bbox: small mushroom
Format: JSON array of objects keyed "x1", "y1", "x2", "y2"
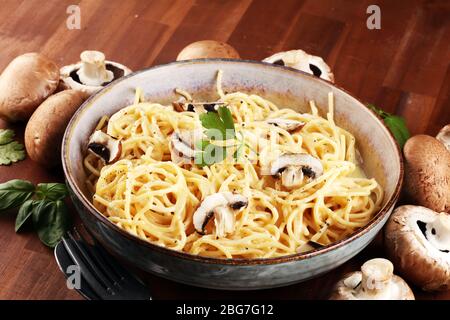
[
  {"x1": 172, "y1": 101, "x2": 225, "y2": 113},
  {"x1": 263, "y1": 49, "x2": 334, "y2": 83},
  {"x1": 403, "y1": 135, "x2": 450, "y2": 213},
  {"x1": 269, "y1": 153, "x2": 323, "y2": 189},
  {"x1": 87, "y1": 130, "x2": 122, "y2": 164},
  {"x1": 329, "y1": 258, "x2": 415, "y2": 300},
  {"x1": 60, "y1": 50, "x2": 131, "y2": 96},
  {"x1": 169, "y1": 130, "x2": 202, "y2": 165},
  {"x1": 385, "y1": 205, "x2": 450, "y2": 291},
  {"x1": 266, "y1": 118, "x2": 305, "y2": 132},
  {"x1": 436, "y1": 124, "x2": 450, "y2": 151},
  {"x1": 0, "y1": 53, "x2": 59, "y2": 122},
  {"x1": 176, "y1": 40, "x2": 240, "y2": 61},
  {"x1": 193, "y1": 192, "x2": 248, "y2": 237}
]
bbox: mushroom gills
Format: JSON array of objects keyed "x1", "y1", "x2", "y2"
[
  {"x1": 270, "y1": 153, "x2": 323, "y2": 188},
  {"x1": 266, "y1": 118, "x2": 305, "y2": 132},
  {"x1": 170, "y1": 130, "x2": 203, "y2": 164},
  {"x1": 193, "y1": 192, "x2": 248, "y2": 237},
  {"x1": 87, "y1": 130, "x2": 121, "y2": 164},
  {"x1": 297, "y1": 240, "x2": 324, "y2": 253}
]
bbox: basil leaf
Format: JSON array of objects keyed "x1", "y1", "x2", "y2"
[
  {"x1": 200, "y1": 112, "x2": 226, "y2": 139},
  {"x1": 217, "y1": 106, "x2": 235, "y2": 138},
  {"x1": 15, "y1": 199, "x2": 37, "y2": 232},
  {"x1": 33, "y1": 200, "x2": 71, "y2": 248},
  {"x1": 384, "y1": 115, "x2": 410, "y2": 148},
  {"x1": 0, "y1": 179, "x2": 35, "y2": 211},
  {"x1": 36, "y1": 183, "x2": 68, "y2": 201}
]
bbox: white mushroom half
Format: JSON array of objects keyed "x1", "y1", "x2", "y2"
[
  {"x1": 60, "y1": 50, "x2": 131, "y2": 95},
  {"x1": 266, "y1": 118, "x2": 305, "y2": 132},
  {"x1": 263, "y1": 49, "x2": 334, "y2": 82},
  {"x1": 169, "y1": 130, "x2": 203, "y2": 165},
  {"x1": 330, "y1": 258, "x2": 415, "y2": 300},
  {"x1": 87, "y1": 130, "x2": 122, "y2": 164},
  {"x1": 385, "y1": 205, "x2": 450, "y2": 291},
  {"x1": 193, "y1": 192, "x2": 248, "y2": 237},
  {"x1": 436, "y1": 124, "x2": 450, "y2": 151},
  {"x1": 269, "y1": 153, "x2": 323, "y2": 189},
  {"x1": 172, "y1": 101, "x2": 225, "y2": 113}
]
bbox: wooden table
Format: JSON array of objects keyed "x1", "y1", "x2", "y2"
[{"x1": 0, "y1": 0, "x2": 449, "y2": 300}]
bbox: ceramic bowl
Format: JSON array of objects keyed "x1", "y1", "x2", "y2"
[{"x1": 62, "y1": 59, "x2": 403, "y2": 290}]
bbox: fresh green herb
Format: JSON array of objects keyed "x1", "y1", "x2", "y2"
[
  {"x1": 0, "y1": 129, "x2": 14, "y2": 145},
  {"x1": 0, "y1": 179, "x2": 35, "y2": 210},
  {"x1": 367, "y1": 104, "x2": 410, "y2": 148},
  {"x1": 0, "y1": 179, "x2": 71, "y2": 248},
  {"x1": 0, "y1": 129, "x2": 26, "y2": 165},
  {"x1": 197, "y1": 106, "x2": 255, "y2": 166}
]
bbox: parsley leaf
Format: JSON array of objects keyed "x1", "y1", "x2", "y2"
[
  {"x1": 0, "y1": 141, "x2": 26, "y2": 165},
  {"x1": 367, "y1": 104, "x2": 410, "y2": 148},
  {"x1": 200, "y1": 106, "x2": 235, "y2": 140},
  {"x1": 0, "y1": 129, "x2": 14, "y2": 145}
]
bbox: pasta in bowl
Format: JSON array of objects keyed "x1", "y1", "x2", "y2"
[
  {"x1": 62, "y1": 60, "x2": 401, "y2": 289},
  {"x1": 84, "y1": 71, "x2": 383, "y2": 259}
]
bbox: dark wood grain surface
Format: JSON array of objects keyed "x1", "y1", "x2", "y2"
[{"x1": 0, "y1": 0, "x2": 449, "y2": 300}]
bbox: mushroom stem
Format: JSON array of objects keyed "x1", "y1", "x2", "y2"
[
  {"x1": 359, "y1": 259, "x2": 394, "y2": 298},
  {"x1": 77, "y1": 50, "x2": 114, "y2": 86}
]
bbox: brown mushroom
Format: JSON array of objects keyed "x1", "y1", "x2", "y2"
[
  {"x1": 436, "y1": 124, "x2": 450, "y2": 151},
  {"x1": 403, "y1": 135, "x2": 450, "y2": 213},
  {"x1": 0, "y1": 53, "x2": 59, "y2": 122},
  {"x1": 60, "y1": 50, "x2": 131, "y2": 96},
  {"x1": 176, "y1": 41, "x2": 240, "y2": 61},
  {"x1": 385, "y1": 205, "x2": 450, "y2": 291},
  {"x1": 329, "y1": 258, "x2": 414, "y2": 300},
  {"x1": 25, "y1": 90, "x2": 89, "y2": 167}
]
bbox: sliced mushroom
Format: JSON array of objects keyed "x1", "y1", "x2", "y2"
[
  {"x1": 193, "y1": 192, "x2": 248, "y2": 237},
  {"x1": 87, "y1": 130, "x2": 122, "y2": 164},
  {"x1": 169, "y1": 130, "x2": 203, "y2": 165},
  {"x1": 330, "y1": 258, "x2": 415, "y2": 300},
  {"x1": 172, "y1": 101, "x2": 225, "y2": 113},
  {"x1": 296, "y1": 240, "x2": 324, "y2": 253},
  {"x1": 267, "y1": 118, "x2": 305, "y2": 132},
  {"x1": 263, "y1": 50, "x2": 334, "y2": 82},
  {"x1": 385, "y1": 205, "x2": 450, "y2": 291},
  {"x1": 60, "y1": 50, "x2": 131, "y2": 96},
  {"x1": 436, "y1": 124, "x2": 450, "y2": 151},
  {"x1": 269, "y1": 153, "x2": 323, "y2": 189}
]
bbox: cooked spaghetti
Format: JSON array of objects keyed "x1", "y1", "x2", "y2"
[{"x1": 84, "y1": 71, "x2": 383, "y2": 259}]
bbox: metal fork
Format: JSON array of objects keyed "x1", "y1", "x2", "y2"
[{"x1": 54, "y1": 229, "x2": 152, "y2": 300}]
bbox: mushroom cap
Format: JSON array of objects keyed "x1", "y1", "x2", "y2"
[
  {"x1": 266, "y1": 118, "x2": 305, "y2": 132},
  {"x1": 403, "y1": 135, "x2": 450, "y2": 213},
  {"x1": 436, "y1": 124, "x2": 450, "y2": 151},
  {"x1": 330, "y1": 270, "x2": 415, "y2": 300},
  {"x1": 25, "y1": 90, "x2": 88, "y2": 167},
  {"x1": 176, "y1": 40, "x2": 240, "y2": 61},
  {"x1": 60, "y1": 57, "x2": 131, "y2": 96},
  {"x1": 384, "y1": 205, "x2": 450, "y2": 291},
  {"x1": 0, "y1": 53, "x2": 59, "y2": 122},
  {"x1": 263, "y1": 50, "x2": 334, "y2": 82}
]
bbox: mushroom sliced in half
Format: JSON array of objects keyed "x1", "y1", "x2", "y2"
[
  {"x1": 60, "y1": 50, "x2": 131, "y2": 96},
  {"x1": 87, "y1": 130, "x2": 122, "y2": 164},
  {"x1": 385, "y1": 205, "x2": 450, "y2": 291},
  {"x1": 436, "y1": 124, "x2": 450, "y2": 151},
  {"x1": 172, "y1": 101, "x2": 226, "y2": 113},
  {"x1": 193, "y1": 192, "x2": 248, "y2": 237},
  {"x1": 170, "y1": 130, "x2": 202, "y2": 164},
  {"x1": 269, "y1": 153, "x2": 323, "y2": 189},
  {"x1": 263, "y1": 50, "x2": 334, "y2": 82},
  {"x1": 330, "y1": 258, "x2": 415, "y2": 300},
  {"x1": 267, "y1": 118, "x2": 305, "y2": 132}
]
